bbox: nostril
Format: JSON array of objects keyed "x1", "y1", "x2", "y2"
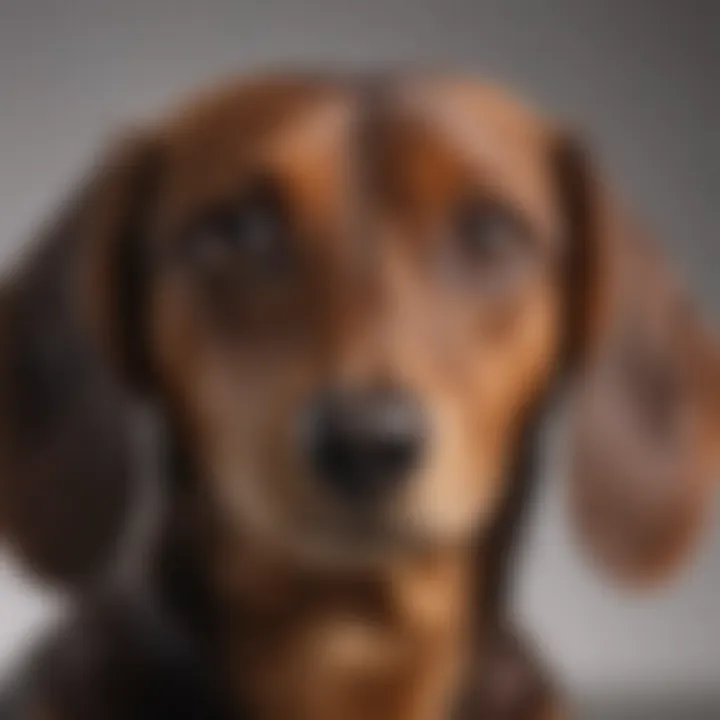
[
  {"x1": 374, "y1": 431, "x2": 421, "y2": 486},
  {"x1": 304, "y1": 386, "x2": 426, "y2": 501}
]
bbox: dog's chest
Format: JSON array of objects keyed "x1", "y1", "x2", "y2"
[{"x1": 220, "y1": 552, "x2": 473, "y2": 720}]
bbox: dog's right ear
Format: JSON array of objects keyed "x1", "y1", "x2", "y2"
[
  {"x1": 0, "y1": 134, "x2": 161, "y2": 589},
  {"x1": 554, "y1": 135, "x2": 719, "y2": 587}
]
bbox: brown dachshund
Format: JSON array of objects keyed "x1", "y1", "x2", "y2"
[{"x1": 0, "y1": 72, "x2": 717, "y2": 720}]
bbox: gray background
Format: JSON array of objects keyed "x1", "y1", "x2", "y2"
[{"x1": 0, "y1": 0, "x2": 718, "y2": 716}]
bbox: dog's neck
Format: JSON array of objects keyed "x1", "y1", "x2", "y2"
[{"x1": 206, "y1": 526, "x2": 478, "y2": 720}]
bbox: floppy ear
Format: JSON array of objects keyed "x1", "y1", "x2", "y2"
[
  {"x1": 0, "y1": 135, "x2": 160, "y2": 589},
  {"x1": 555, "y1": 137, "x2": 720, "y2": 587}
]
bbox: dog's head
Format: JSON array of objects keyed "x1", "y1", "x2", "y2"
[{"x1": 0, "y1": 74, "x2": 717, "y2": 587}]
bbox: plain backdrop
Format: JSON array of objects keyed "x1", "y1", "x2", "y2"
[{"x1": 0, "y1": 0, "x2": 718, "y2": 713}]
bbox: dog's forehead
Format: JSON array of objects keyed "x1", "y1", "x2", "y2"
[
  {"x1": 400, "y1": 77, "x2": 552, "y2": 162},
  {"x1": 156, "y1": 75, "x2": 560, "y2": 231}
]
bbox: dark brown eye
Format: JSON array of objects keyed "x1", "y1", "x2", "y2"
[
  {"x1": 444, "y1": 199, "x2": 532, "y2": 290},
  {"x1": 457, "y1": 200, "x2": 527, "y2": 265},
  {"x1": 186, "y1": 180, "x2": 290, "y2": 280}
]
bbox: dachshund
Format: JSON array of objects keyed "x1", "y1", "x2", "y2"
[{"x1": 0, "y1": 72, "x2": 717, "y2": 720}]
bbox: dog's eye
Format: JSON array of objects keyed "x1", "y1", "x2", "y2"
[
  {"x1": 230, "y1": 201, "x2": 285, "y2": 269},
  {"x1": 454, "y1": 200, "x2": 528, "y2": 269},
  {"x1": 187, "y1": 185, "x2": 290, "y2": 279}
]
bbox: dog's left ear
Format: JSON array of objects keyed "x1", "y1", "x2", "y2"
[
  {"x1": 0, "y1": 134, "x2": 160, "y2": 589},
  {"x1": 554, "y1": 135, "x2": 720, "y2": 587}
]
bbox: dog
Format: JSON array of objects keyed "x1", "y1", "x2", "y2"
[{"x1": 0, "y1": 72, "x2": 717, "y2": 720}]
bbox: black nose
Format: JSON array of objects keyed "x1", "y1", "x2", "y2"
[{"x1": 303, "y1": 385, "x2": 426, "y2": 501}]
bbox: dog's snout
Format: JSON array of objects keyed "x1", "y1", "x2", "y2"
[{"x1": 303, "y1": 385, "x2": 427, "y2": 501}]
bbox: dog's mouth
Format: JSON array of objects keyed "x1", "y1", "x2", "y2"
[
  {"x1": 287, "y1": 504, "x2": 441, "y2": 566},
  {"x1": 211, "y1": 461, "x2": 428, "y2": 566},
  {"x1": 308, "y1": 494, "x2": 423, "y2": 541},
  {"x1": 223, "y1": 465, "x2": 449, "y2": 567}
]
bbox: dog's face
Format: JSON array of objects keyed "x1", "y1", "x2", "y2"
[
  {"x1": 0, "y1": 74, "x2": 716, "y2": 586},
  {"x1": 145, "y1": 79, "x2": 565, "y2": 560}
]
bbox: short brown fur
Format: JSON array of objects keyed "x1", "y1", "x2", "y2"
[{"x1": 0, "y1": 73, "x2": 717, "y2": 720}]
